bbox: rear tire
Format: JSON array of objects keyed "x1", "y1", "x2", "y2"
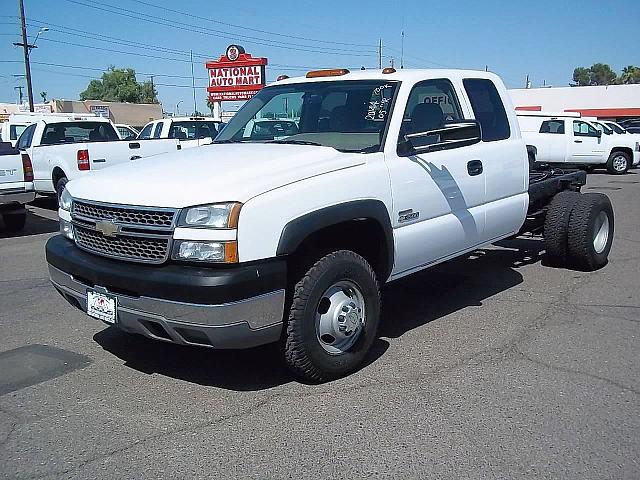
[
  {"x1": 283, "y1": 250, "x2": 381, "y2": 383},
  {"x1": 55, "y1": 177, "x2": 68, "y2": 205},
  {"x1": 606, "y1": 151, "x2": 629, "y2": 175},
  {"x1": 2, "y1": 211, "x2": 27, "y2": 231},
  {"x1": 567, "y1": 193, "x2": 614, "y2": 271},
  {"x1": 543, "y1": 190, "x2": 581, "y2": 265}
]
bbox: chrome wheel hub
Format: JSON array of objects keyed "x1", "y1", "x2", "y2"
[
  {"x1": 315, "y1": 280, "x2": 366, "y2": 355},
  {"x1": 593, "y1": 211, "x2": 610, "y2": 254},
  {"x1": 612, "y1": 155, "x2": 627, "y2": 172}
]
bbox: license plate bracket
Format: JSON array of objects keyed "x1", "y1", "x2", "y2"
[{"x1": 86, "y1": 289, "x2": 117, "y2": 324}]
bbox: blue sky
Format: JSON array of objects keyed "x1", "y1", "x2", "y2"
[{"x1": 1, "y1": 0, "x2": 638, "y2": 114}]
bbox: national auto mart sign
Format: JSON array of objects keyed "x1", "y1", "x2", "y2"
[{"x1": 206, "y1": 45, "x2": 268, "y2": 102}]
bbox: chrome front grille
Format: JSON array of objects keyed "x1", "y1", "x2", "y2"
[
  {"x1": 71, "y1": 200, "x2": 177, "y2": 264},
  {"x1": 74, "y1": 226, "x2": 170, "y2": 263},
  {"x1": 73, "y1": 201, "x2": 175, "y2": 228}
]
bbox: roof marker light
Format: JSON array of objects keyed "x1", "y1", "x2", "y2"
[
  {"x1": 382, "y1": 67, "x2": 396, "y2": 74},
  {"x1": 306, "y1": 69, "x2": 350, "y2": 78},
  {"x1": 276, "y1": 75, "x2": 289, "y2": 81}
]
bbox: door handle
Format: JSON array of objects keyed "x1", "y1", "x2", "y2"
[
  {"x1": 467, "y1": 160, "x2": 483, "y2": 176},
  {"x1": 130, "y1": 155, "x2": 142, "y2": 161},
  {"x1": 574, "y1": 140, "x2": 583, "y2": 143}
]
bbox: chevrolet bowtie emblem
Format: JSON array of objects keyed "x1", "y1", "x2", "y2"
[{"x1": 95, "y1": 220, "x2": 120, "y2": 237}]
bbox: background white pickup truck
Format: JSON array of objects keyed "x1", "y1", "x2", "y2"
[
  {"x1": 518, "y1": 112, "x2": 640, "y2": 174},
  {"x1": 137, "y1": 116, "x2": 222, "y2": 149},
  {"x1": 47, "y1": 68, "x2": 615, "y2": 382},
  {"x1": 0, "y1": 141, "x2": 34, "y2": 231},
  {"x1": 16, "y1": 116, "x2": 186, "y2": 199}
]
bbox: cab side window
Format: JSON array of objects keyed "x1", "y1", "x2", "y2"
[
  {"x1": 539, "y1": 120, "x2": 564, "y2": 134},
  {"x1": 573, "y1": 121, "x2": 599, "y2": 137},
  {"x1": 463, "y1": 78, "x2": 510, "y2": 141},
  {"x1": 399, "y1": 78, "x2": 463, "y2": 140}
]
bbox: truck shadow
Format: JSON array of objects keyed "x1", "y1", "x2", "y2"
[
  {"x1": 0, "y1": 210, "x2": 58, "y2": 238},
  {"x1": 93, "y1": 237, "x2": 546, "y2": 391}
]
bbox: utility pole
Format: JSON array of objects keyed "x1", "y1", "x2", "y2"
[
  {"x1": 15, "y1": 0, "x2": 34, "y2": 111},
  {"x1": 14, "y1": 86, "x2": 23, "y2": 105},
  {"x1": 378, "y1": 38, "x2": 383, "y2": 69},
  {"x1": 190, "y1": 50, "x2": 197, "y2": 115},
  {"x1": 485, "y1": 65, "x2": 488, "y2": 72},
  {"x1": 150, "y1": 75, "x2": 154, "y2": 99}
]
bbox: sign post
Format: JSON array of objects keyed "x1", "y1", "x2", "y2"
[{"x1": 206, "y1": 45, "x2": 268, "y2": 105}]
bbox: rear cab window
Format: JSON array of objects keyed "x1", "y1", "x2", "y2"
[
  {"x1": 40, "y1": 122, "x2": 119, "y2": 145},
  {"x1": 463, "y1": 78, "x2": 510, "y2": 141},
  {"x1": 10, "y1": 124, "x2": 28, "y2": 141},
  {"x1": 152, "y1": 122, "x2": 164, "y2": 139}
]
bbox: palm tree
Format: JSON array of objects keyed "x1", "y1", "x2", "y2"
[
  {"x1": 40, "y1": 91, "x2": 47, "y2": 102},
  {"x1": 619, "y1": 66, "x2": 640, "y2": 84}
]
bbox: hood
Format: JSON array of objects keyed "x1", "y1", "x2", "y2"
[{"x1": 66, "y1": 143, "x2": 366, "y2": 208}]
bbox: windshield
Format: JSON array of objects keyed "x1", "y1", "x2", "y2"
[
  {"x1": 215, "y1": 80, "x2": 399, "y2": 152},
  {"x1": 605, "y1": 122, "x2": 626, "y2": 134}
]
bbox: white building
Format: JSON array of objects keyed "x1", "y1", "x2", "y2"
[{"x1": 509, "y1": 84, "x2": 640, "y2": 121}]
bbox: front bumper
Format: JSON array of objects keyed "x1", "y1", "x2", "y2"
[
  {"x1": 46, "y1": 235, "x2": 286, "y2": 349},
  {"x1": 632, "y1": 151, "x2": 640, "y2": 167}
]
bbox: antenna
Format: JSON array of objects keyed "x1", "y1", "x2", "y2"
[{"x1": 400, "y1": 30, "x2": 404, "y2": 69}]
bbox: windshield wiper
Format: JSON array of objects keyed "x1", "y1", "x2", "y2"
[
  {"x1": 212, "y1": 139, "x2": 246, "y2": 144},
  {"x1": 268, "y1": 139, "x2": 325, "y2": 147},
  {"x1": 338, "y1": 145, "x2": 381, "y2": 153}
]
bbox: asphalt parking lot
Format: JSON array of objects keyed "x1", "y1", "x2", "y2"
[{"x1": 1, "y1": 173, "x2": 638, "y2": 479}]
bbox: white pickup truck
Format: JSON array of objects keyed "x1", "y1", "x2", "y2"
[
  {"x1": 0, "y1": 141, "x2": 34, "y2": 231},
  {"x1": 518, "y1": 112, "x2": 640, "y2": 174},
  {"x1": 46, "y1": 69, "x2": 614, "y2": 382},
  {"x1": 137, "y1": 116, "x2": 222, "y2": 149},
  {"x1": 16, "y1": 116, "x2": 187, "y2": 199}
]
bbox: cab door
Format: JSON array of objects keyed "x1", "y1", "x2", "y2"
[
  {"x1": 385, "y1": 78, "x2": 487, "y2": 278},
  {"x1": 570, "y1": 120, "x2": 604, "y2": 163}
]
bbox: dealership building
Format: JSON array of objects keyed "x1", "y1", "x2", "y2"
[{"x1": 509, "y1": 84, "x2": 640, "y2": 121}]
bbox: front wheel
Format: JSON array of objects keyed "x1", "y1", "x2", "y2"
[
  {"x1": 606, "y1": 151, "x2": 629, "y2": 175},
  {"x1": 284, "y1": 250, "x2": 381, "y2": 383}
]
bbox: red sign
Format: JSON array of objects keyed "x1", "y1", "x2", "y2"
[{"x1": 206, "y1": 45, "x2": 268, "y2": 102}]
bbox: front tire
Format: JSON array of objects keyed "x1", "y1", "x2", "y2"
[
  {"x1": 284, "y1": 250, "x2": 381, "y2": 383},
  {"x1": 606, "y1": 151, "x2": 629, "y2": 175}
]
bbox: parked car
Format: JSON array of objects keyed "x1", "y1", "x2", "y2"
[
  {"x1": 591, "y1": 120, "x2": 640, "y2": 169},
  {"x1": 46, "y1": 68, "x2": 614, "y2": 382},
  {"x1": 517, "y1": 112, "x2": 640, "y2": 174},
  {"x1": 0, "y1": 141, "x2": 34, "y2": 231},
  {"x1": 16, "y1": 115, "x2": 185, "y2": 199},
  {"x1": 115, "y1": 124, "x2": 139, "y2": 140},
  {"x1": 137, "y1": 116, "x2": 222, "y2": 148}
]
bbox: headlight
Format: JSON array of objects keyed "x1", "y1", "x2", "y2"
[
  {"x1": 172, "y1": 240, "x2": 238, "y2": 263},
  {"x1": 59, "y1": 188, "x2": 73, "y2": 212},
  {"x1": 178, "y1": 202, "x2": 241, "y2": 229}
]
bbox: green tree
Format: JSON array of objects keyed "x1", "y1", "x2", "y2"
[
  {"x1": 572, "y1": 63, "x2": 617, "y2": 86},
  {"x1": 589, "y1": 63, "x2": 617, "y2": 85},
  {"x1": 572, "y1": 67, "x2": 591, "y2": 86},
  {"x1": 619, "y1": 65, "x2": 640, "y2": 84},
  {"x1": 80, "y1": 66, "x2": 159, "y2": 103}
]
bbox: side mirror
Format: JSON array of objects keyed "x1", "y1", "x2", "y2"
[
  {"x1": 399, "y1": 120, "x2": 482, "y2": 156},
  {"x1": 596, "y1": 130, "x2": 602, "y2": 138}
]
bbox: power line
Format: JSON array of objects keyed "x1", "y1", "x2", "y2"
[
  {"x1": 61, "y1": 0, "x2": 377, "y2": 56},
  {"x1": 127, "y1": 0, "x2": 376, "y2": 48}
]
